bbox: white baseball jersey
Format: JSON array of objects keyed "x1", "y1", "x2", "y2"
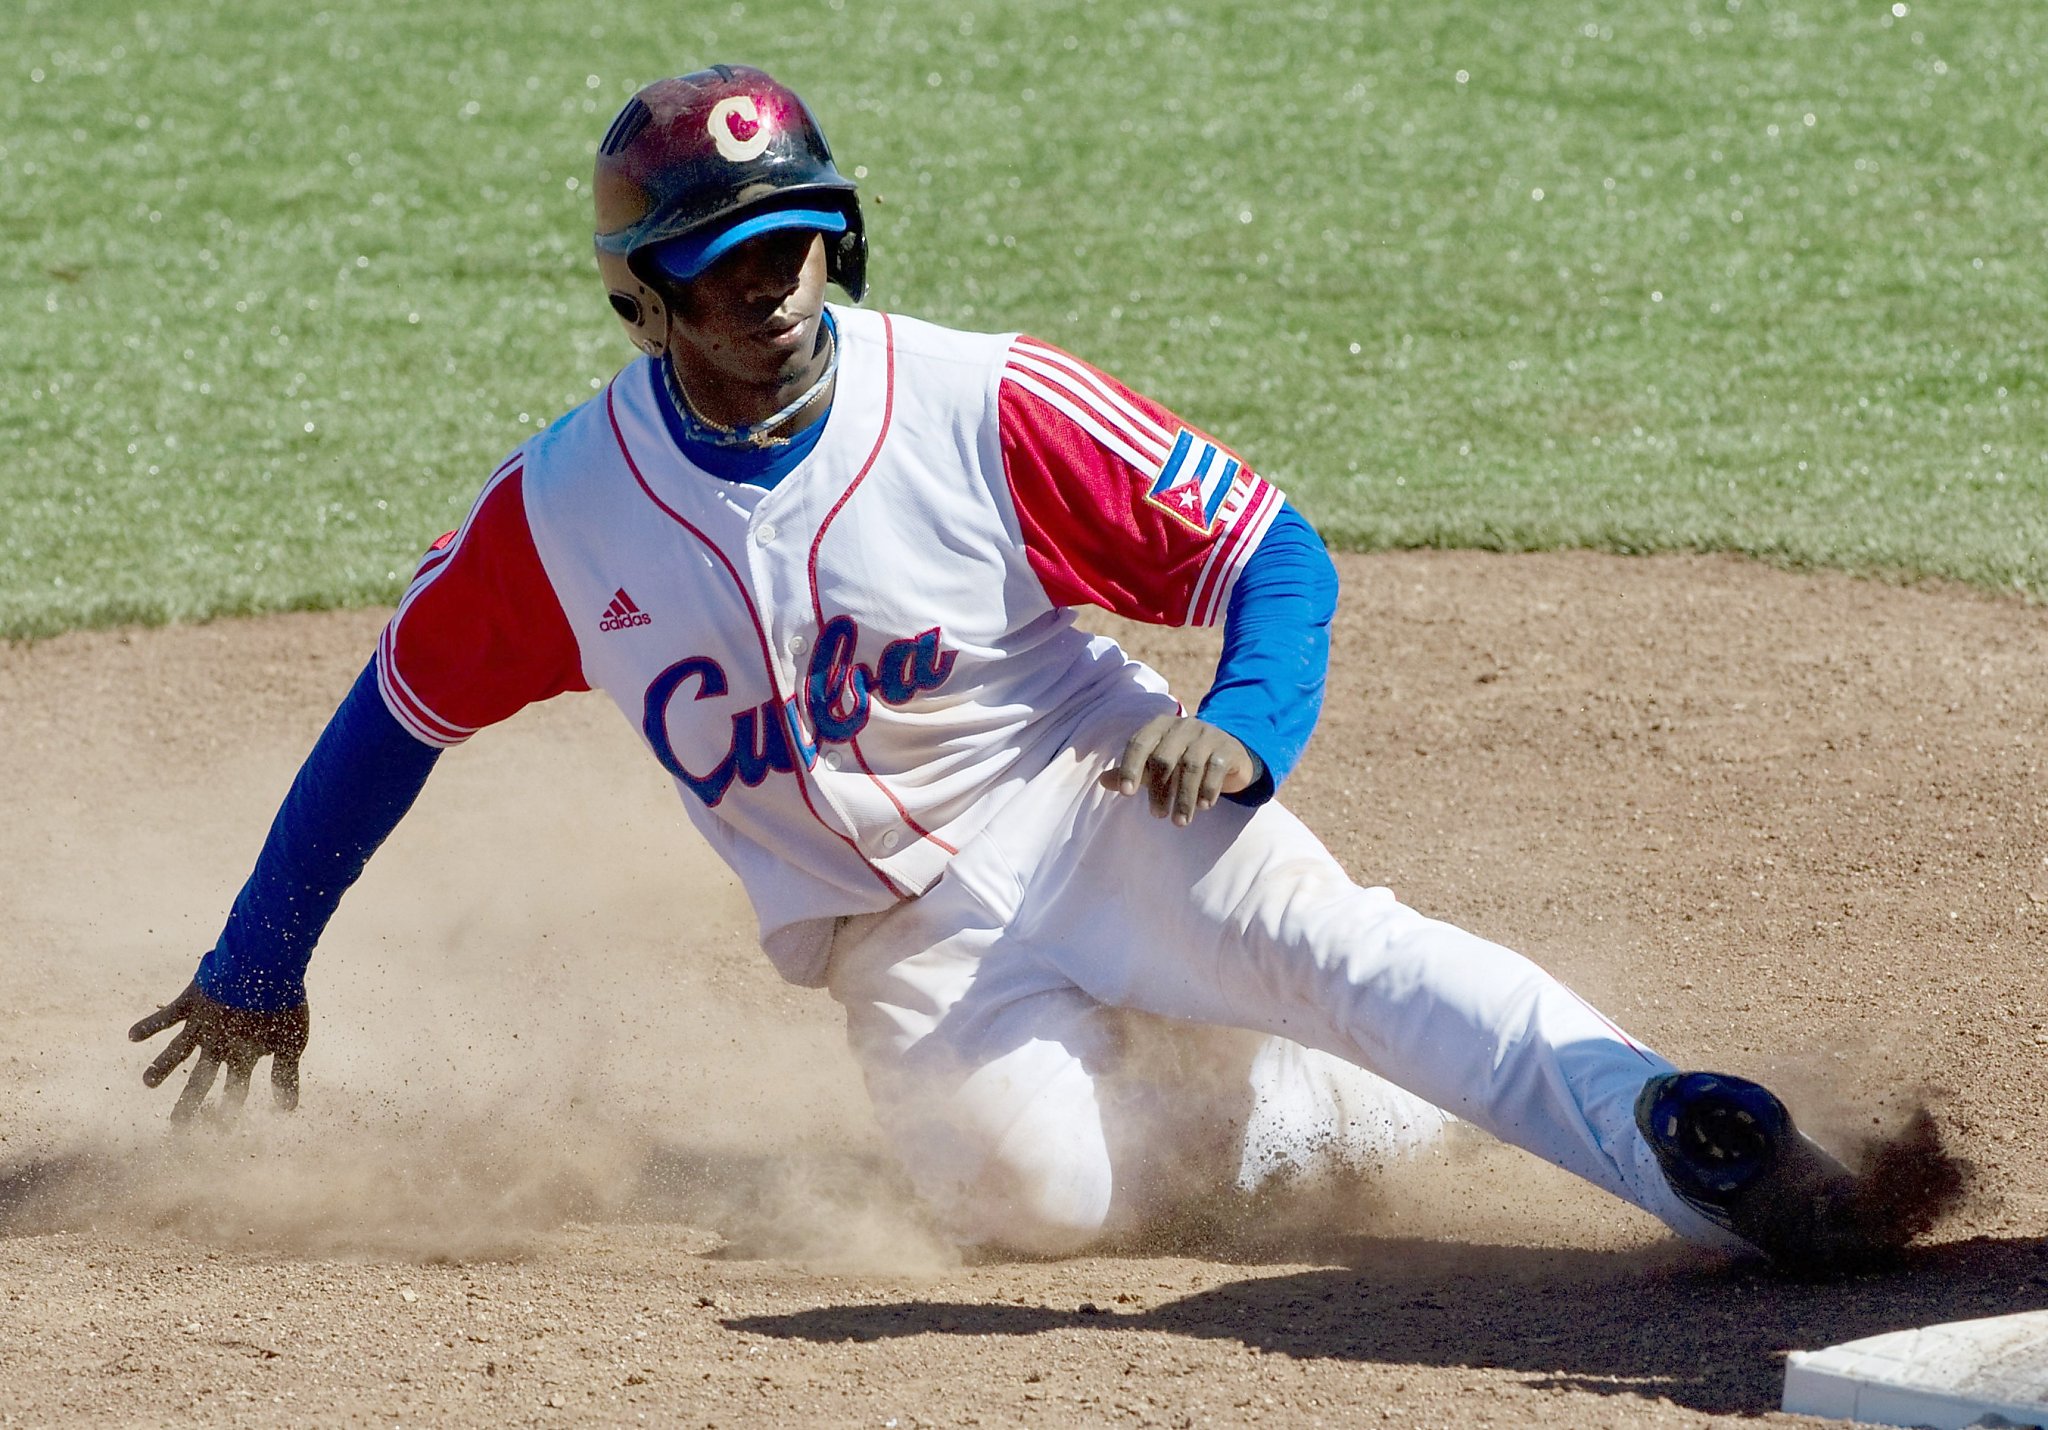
[{"x1": 374, "y1": 305, "x2": 1283, "y2": 984}]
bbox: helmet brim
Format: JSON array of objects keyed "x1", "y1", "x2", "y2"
[{"x1": 645, "y1": 207, "x2": 849, "y2": 284}]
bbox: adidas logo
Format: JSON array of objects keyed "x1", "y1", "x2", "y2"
[{"x1": 598, "y1": 588, "x2": 652, "y2": 632}]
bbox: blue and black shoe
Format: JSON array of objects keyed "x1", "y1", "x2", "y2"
[{"x1": 1635, "y1": 1070, "x2": 1883, "y2": 1270}]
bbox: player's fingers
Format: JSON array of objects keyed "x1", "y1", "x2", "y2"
[
  {"x1": 1168, "y1": 741, "x2": 1216, "y2": 826},
  {"x1": 1144, "y1": 724, "x2": 1198, "y2": 817},
  {"x1": 1193, "y1": 744, "x2": 1233, "y2": 815},
  {"x1": 218, "y1": 1053, "x2": 256, "y2": 1118},
  {"x1": 128, "y1": 997, "x2": 191, "y2": 1043},
  {"x1": 170, "y1": 1051, "x2": 223, "y2": 1124},
  {"x1": 1170, "y1": 768, "x2": 1200, "y2": 825},
  {"x1": 142, "y1": 1026, "x2": 201, "y2": 1088},
  {"x1": 1104, "y1": 714, "x2": 1175, "y2": 796},
  {"x1": 270, "y1": 1053, "x2": 301, "y2": 1112},
  {"x1": 1100, "y1": 739, "x2": 1141, "y2": 795}
]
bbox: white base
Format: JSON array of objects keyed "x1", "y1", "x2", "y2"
[{"x1": 1783, "y1": 1309, "x2": 2048, "y2": 1428}]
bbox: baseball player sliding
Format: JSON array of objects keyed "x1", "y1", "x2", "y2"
[{"x1": 134, "y1": 66, "x2": 1911, "y2": 1269}]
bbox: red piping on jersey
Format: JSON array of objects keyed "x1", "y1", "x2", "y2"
[
  {"x1": 378, "y1": 624, "x2": 470, "y2": 744},
  {"x1": 399, "y1": 449, "x2": 523, "y2": 614},
  {"x1": 803, "y1": 314, "x2": 959, "y2": 858},
  {"x1": 1219, "y1": 481, "x2": 1285, "y2": 623},
  {"x1": 376, "y1": 456, "x2": 531, "y2": 746},
  {"x1": 1188, "y1": 476, "x2": 1275, "y2": 626},
  {"x1": 1567, "y1": 987, "x2": 1654, "y2": 1063},
  {"x1": 1008, "y1": 339, "x2": 1172, "y2": 466},
  {"x1": 605, "y1": 381, "x2": 907, "y2": 900},
  {"x1": 1000, "y1": 360, "x2": 1162, "y2": 484},
  {"x1": 1187, "y1": 475, "x2": 1261, "y2": 622}
]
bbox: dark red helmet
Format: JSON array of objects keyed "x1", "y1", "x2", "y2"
[{"x1": 593, "y1": 65, "x2": 867, "y2": 354}]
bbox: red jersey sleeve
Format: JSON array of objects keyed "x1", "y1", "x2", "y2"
[
  {"x1": 998, "y1": 336, "x2": 1286, "y2": 627},
  {"x1": 374, "y1": 459, "x2": 588, "y2": 746}
]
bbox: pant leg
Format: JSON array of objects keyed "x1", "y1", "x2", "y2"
[
  {"x1": 1237, "y1": 1037, "x2": 1454, "y2": 1192},
  {"x1": 825, "y1": 855, "x2": 1131, "y2": 1254},
  {"x1": 978, "y1": 774, "x2": 1729, "y2": 1244},
  {"x1": 825, "y1": 838, "x2": 1436, "y2": 1252}
]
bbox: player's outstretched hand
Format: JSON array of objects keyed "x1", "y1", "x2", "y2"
[
  {"x1": 1102, "y1": 713, "x2": 1259, "y2": 826},
  {"x1": 128, "y1": 979, "x2": 309, "y2": 1123}
]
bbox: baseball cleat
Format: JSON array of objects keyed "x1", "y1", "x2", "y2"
[{"x1": 1636, "y1": 1070, "x2": 1886, "y2": 1271}]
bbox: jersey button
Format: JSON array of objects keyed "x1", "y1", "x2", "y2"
[
  {"x1": 787, "y1": 633, "x2": 808, "y2": 656},
  {"x1": 878, "y1": 829, "x2": 902, "y2": 852},
  {"x1": 754, "y1": 522, "x2": 778, "y2": 546},
  {"x1": 821, "y1": 750, "x2": 842, "y2": 771}
]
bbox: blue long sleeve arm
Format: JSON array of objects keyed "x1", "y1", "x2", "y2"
[
  {"x1": 194, "y1": 656, "x2": 442, "y2": 1011},
  {"x1": 1193, "y1": 503, "x2": 1337, "y2": 807}
]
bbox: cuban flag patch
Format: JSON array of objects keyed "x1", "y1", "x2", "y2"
[{"x1": 1145, "y1": 429, "x2": 1241, "y2": 533}]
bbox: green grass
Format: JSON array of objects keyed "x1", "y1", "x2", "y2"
[{"x1": 4, "y1": 0, "x2": 2045, "y2": 638}]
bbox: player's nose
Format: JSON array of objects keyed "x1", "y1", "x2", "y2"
[{"x1": 730, "y1": 231, "x2": 815, "y2": 300}]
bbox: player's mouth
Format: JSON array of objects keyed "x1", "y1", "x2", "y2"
[{"x1": 757, "y1": 313, "x2": 811, "y2": 351}]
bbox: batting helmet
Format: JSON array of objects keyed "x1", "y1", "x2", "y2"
[{"x1": 593, "y1": 65, "x2": 867, "y2": 356}]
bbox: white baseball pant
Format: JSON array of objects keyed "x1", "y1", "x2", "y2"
[{"x1": 825, "y1": 697, "x2": 1730, "y2": 1254}]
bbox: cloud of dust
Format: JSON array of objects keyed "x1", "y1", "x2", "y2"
[
  {"x1": 1, "y1": 719, "x2": 960, "y2": 1273},
  {"x1": 1731, "y1": 1053, "x2": 1980, "y2": 1259},
  {"x1": 1, "y1": 953, "x2": 960, "y2": 1273},
  {"x1": 1, "y1": 959, "x2": 958, "y2": 1274},
  {"x1": 1846, "y1": 1100, "x2": 1977, "y2": 1249}
]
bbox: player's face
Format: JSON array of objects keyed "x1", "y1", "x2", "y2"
[{"x1": 665, "y1": 228, "x2": 832, "y2": 420}]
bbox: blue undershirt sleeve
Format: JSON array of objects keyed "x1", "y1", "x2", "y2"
[
  {"x1": 194, "y1": 656, "x2": 442, "y2": 1012},
  {"x1": 1193, "y1": 503, "x2": 1337, "y2": 807}
]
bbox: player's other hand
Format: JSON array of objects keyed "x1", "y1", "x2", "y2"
[
  {"x1": 128, "y1": 979, "x2": 309, "y2": 1124},
  {"x1": 1102, "y1": 713, "x2": 1259, "y2": 826}
]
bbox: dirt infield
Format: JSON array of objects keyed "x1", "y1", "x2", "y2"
[{"x1": 3, "y1": 550, "x2": 2044, "y2": 1427}]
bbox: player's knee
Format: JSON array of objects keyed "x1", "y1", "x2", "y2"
[
  {"x1": 936, "y1": 1117, "x2": 1115, "y2": 1256},
  {"x1": 873, "y1": 1035, "x2": 1121, "y2": 1254}
]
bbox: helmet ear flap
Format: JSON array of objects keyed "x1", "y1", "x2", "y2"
[
  {"x1": 633, "y1": 285, "x2": 670, "y2": 357},
  {"x1": 830, "y1": 223, "x2": 868, "y2": 303},
  {"x1": 599, "y1": 255, "x2": 672, "y2": 357}
]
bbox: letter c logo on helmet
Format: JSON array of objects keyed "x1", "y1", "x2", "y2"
[{"x1": 708, "y1": 96, "x2": 771, "y2": 162}]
